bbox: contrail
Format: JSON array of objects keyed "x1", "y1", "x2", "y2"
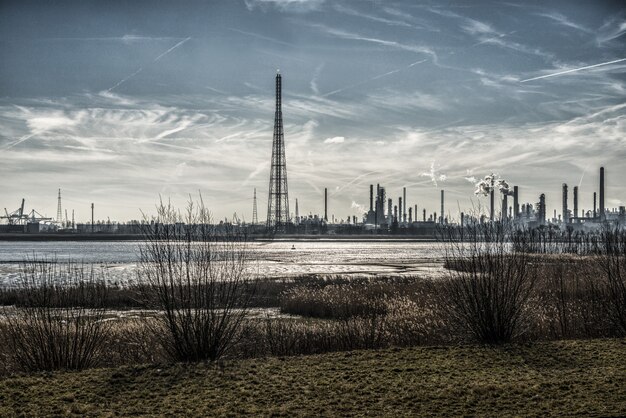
[
  {"x1": 520, "y1": 57, "x2": 626, "y2": 83},
  {"x1": 107, "y1": 37, "x2": 191, "y2": 92},
  {"x1": 322, "y1": 59, "x2": 427, "y2": 97}
]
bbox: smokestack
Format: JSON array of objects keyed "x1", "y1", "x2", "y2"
[
  {"x1": 513, "y1": 186, "x2": 519, "y2": 220},
  {"x1": 399, "y1": 197, "x2": 402, "y2": 223},
  {"x1": 502, "y1": 193, "x2": 508, "y2": 222},
  {"x1": 408, "y1": 207, "x2": 412, "y2": 223},
  {"x1": 414, "y1": 204, "x2": 417, "y2": 222},
  {"x1": 490, "y1": 189, "x2": 494, "y2": 221},
  {"x1": 369, "y1": 185, "x2": 373, "y2": 212},
  {"x1": 91, "y1": 203, "x2": 94, "y2": 233},
  {"x1": 440, "y1": 190, "x2": 444, "y2": 225},
  {"x1": 573, "y1": 186, "x2": 578, "y2": 222},
  {"x1": 403, "y1": 187, "x2": 407, "y2": 222},
  {"x1": 423, "y1": 208, "x2": 426, "y2": 222},
  {"x1": 387, "y1": 199, "x2": 392, "y2": 222},
  {"x1": 562, "y1": 183, "x2": 568, "y2": 224},
  {"x1": 600, "y1": 167, "x2": 605, "y2": 221},
  {"x1": 593, "y1": 192, "x2": 597, "y2": 219},
  {"x1": 324, "y1": 188, "x2": 328, "y2": 221}
]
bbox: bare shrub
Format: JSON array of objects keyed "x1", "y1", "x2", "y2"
[
  {"x1": 138, "y1": 199, "x2": 255, "y2": 363},
  {"x1": 438, "y1": 223, "x2": 537, "y2": 344},
  {"x1": 597, "y1": 228, "x2": 626, "y2": 335},
  {"x1": 1, "y1": 259, "x2": 110, "y2": 372}
]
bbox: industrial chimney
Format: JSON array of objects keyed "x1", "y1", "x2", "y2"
[
  {"x1": 440, "y1": 190, "x2": 444, "y2": 225},
  {"x1": 513, "y1": 186, "x2": 519, "y2": 220},
  {"x1": 600, "y1": 167, "x2": 605, "y2": 221},
  {"x1": 562, "y1": 183, "x2": 568, "y2": 224},
  {"x1": 573, "y1": 186, "x2": 578, "y2": 222},
  {"x1": 403, "y1": 187, "x2": 407, "y2": 223},
  {"x1": 324, "y1": 188, "x2": 328, "y2": 221},
  {"x1": 369, "y1": 185, "x2": 373, "y2": 212}
]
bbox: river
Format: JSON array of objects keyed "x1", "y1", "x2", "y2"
[{"x1": 0, "y1": 240, "x2": 447, "y2": 285}]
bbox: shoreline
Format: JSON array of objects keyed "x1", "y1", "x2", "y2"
[{"x1": 0, "y1": 233, "x2": 438, "y2": 242}]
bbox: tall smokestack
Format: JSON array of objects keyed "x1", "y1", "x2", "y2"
[
  {"x1": 423, "y1": 208, "x2": 426, "y2": 222},
  {"x1": 513, "y1": 186, "x2": 519, "y2": 220},
  {"x1": 502, "y1": 194, "x2": 508, "y2": 222},
  {"x1": 324, "y1": 188, "x2": 328, "y2": 221},
  {"x1": 440, "y1": 190, "x2": 444, "y2": 224},
  {"x1": 398, "y1": 197, "x2": 402, "y2": 223},
  {"x1": 490, "y1": 189, "x2": 494, "y2": 221},
  {"x1": 600, "y1": 167, "x2": 605, "y2": 221},
  {"x1": 403, "y1": 187, "x2": 407, "y2": 223},
  {"x1": 562, "y1": 183, "x2": 568, "y2": 224},
  {"x1": 593, "y1": 192, "x2": 597, "y2": 219},
  {"x1": 573, "y1": 186, "x2": 578, "y2": 222},
  {"x1": 369, "y1": 185, "x2": 373, "y2": 212},
  {"x1": 91, "y1": 203, "x2": 94, "y2": 233}
]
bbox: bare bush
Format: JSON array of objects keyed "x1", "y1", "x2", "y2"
[
  {"x1": 138, "y1": 199, "x2": 255, "y2": 363},
  {"x1": 597, "y1": 228, "x2": 626, "y2": 335},
  {"x1": 1, "y1": 259, "x2": 110, "y2": 372},
  {"x1": 438, "y1": 223, "x2": 537, "y2": 344}
]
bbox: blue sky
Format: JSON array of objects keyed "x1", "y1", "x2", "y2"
[{"x1": 1, "y1": 0, "x2": 625, "y2": 222}]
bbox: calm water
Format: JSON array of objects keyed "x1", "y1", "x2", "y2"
[{"x1": 0, "y1": 240, "x2": 446, "y2": 285}]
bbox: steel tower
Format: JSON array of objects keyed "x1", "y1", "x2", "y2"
[
  {"x1": 266, "y1": 71, "x2": 290, "y2": 232},
  {"x1": 252, "y1": 188, "x2": 258, "y2": 225},
  {"x1": 56, "y1": 189, "x2": 63, "y2": 224}
]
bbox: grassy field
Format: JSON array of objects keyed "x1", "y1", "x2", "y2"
[{"x1": 1, "y1": 339, "x2": 625, "y2": 417}]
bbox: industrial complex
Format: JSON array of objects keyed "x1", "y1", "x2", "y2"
[{"x1": 1, "y1": 72, "x2": 624, "y2": 237}]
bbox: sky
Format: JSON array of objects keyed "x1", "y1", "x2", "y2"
[{"x1": 1, "y1": 0, "x2": 625, "y2": 223}]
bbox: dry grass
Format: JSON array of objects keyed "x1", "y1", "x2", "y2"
[{"x1": 1, "y1": 338, "x2": 625, "y2": 417}]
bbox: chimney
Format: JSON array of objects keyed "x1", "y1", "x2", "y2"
[
  {"x1": 369, "y1": 184, "x2": 373, "y2": 212},
  {"x1": 593, "y1": 192, "x2": 597, "y2": 219},
  {"x1": 573, "y1": 186, "x2": 578, "y2": 222},
  {"x1": 399, "y1": 197, "x2": 403, "y2": 223},
  {"x1": 423, "y1": 208, "x2": 426, "y2": 222},
  {"x1": 502, "y1": 193, "x2": 508, "y2": 222},
  {"x1": 403, "y1": 187, "x2": 407, "y2": 222},
  {"x1": 600, "y1": 167, "x2": 605, "y2": 220},
  {"x1": 562, "y1": 183, "x2": 568, "y2": 224},
  {"x1": 440, "y1": 190, "x2": 445, "y2": 225},
  {"x1": 490, "y1": 189, "x2": 495, "y2": 221},
  {"x1": 324, "y1": 188, "x2": 328, "y2": 221},
  {"x1": 513, "y1": 186, "x2": 519, "y2": 220}
]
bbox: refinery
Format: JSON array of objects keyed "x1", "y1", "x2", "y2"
[{"x1": 1, "y1": 73, "x2": 624, "y2": 237}]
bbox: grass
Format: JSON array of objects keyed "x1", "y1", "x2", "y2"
[{"x1": 1, "y1": 338, "x2": 625, "y2": 417}]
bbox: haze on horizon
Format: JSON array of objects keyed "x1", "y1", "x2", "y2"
[{"x1": 1, "y1": 0, "x2": 625, "y2": 223}]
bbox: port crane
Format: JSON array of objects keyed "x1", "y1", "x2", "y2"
[{"x1": 1, "y1": 199, "x2": 52, "y2": 225}]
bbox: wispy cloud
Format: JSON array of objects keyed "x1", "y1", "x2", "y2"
[
  {"x1": 536, "y1": 12, "x2": 592, "y2": 34},
  {"x1": 324, "y1": 136, "x2": 344, "y2": 144}
]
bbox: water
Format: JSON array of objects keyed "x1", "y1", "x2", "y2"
[{"x1": 0, "y1": 240, "x2": 446, "y2": 285}]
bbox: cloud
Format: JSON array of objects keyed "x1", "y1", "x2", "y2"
[
  {"x1": 244, "y1": 0, "x2": 324, "y2": 12},
  {"x1": 536, "y1": 12, "x2": 592, "y2": 33},
  {"x1": 306, "y1": 23, "x2": 437, "y2": 59},
  {"x1": 324, "y1": 136, "x2": 344, "y2": 144}
]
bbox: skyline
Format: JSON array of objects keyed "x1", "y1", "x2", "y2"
[{"x1": 1, "y1": 0, "x2": 626, "y2": 222}]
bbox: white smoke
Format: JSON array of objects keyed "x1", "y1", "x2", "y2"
[
  {"x1": 474, "y1": 172, "x2": 497, "y2": 196},
  {"x1": 351, "y1": 201, "x2": 366, "y2": 213},
  {"x1": 475, "y1": 173, "x2": 514, "y2": 196}
]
